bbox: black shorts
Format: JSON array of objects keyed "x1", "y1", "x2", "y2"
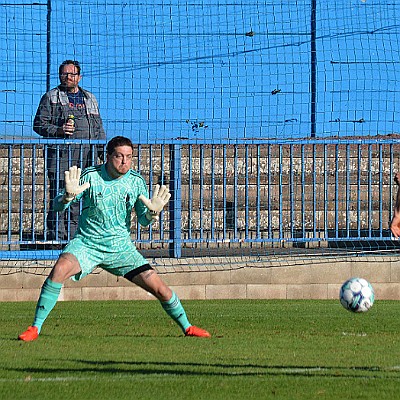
[{"x1": 124, "y1": 264, "x2": 153, "y2": 281}]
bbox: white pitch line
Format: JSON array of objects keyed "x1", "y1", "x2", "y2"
[{"x1": 0, "y1": 374, "x2": 177, "y2": 383}]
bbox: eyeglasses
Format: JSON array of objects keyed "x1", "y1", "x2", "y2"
[{"x1": 60, "y1": 72, "x2": 79, "y2": 77}]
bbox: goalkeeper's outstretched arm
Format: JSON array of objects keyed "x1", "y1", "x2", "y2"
[
  {"x1": 53, "y1": 166, "x2": 90, "y2": 211},
  {"x1": 390, "y1": 172, "x2": 400, "y2": 238}
]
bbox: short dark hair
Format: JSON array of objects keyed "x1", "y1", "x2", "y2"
[
  {"x1": 106, "y1": 136, "x2": 134, "y2": 155},
  {"x1": 59, "y1": 60, "x2": 81, "y2": 75}
]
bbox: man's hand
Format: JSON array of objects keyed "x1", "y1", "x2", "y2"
[
  {"x1": 63, "y1": 166, "x2": 90, "y2": 203},
  {"x1": 63, "y1": 119, "x2": 75, "y2": 135},
  {"x1": 139, "y1": 185, "x2": 171, "y2": 221},
  {"x1": 56, "y1": 120, "x2": 75, "y2": 136}
]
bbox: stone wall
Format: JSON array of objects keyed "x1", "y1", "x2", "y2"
[
  {"x1": 1, "y1": 141, "x2": 400, "y2": 238},
  {"x1": 1, "y1": 254, "x2": 400, "y2": 301}
]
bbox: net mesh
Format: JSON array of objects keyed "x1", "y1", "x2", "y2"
[{"x1": 1, "y1": 0, "x2": 400, "y2": 275}]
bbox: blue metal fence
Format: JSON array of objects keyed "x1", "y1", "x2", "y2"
[{"x1": 0, "y1": 138, "x2": 398, "y2": 260}]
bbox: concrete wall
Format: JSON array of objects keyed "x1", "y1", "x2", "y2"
[{"x1": 1, "y1": 255, "x2": 399, "y2": 302}]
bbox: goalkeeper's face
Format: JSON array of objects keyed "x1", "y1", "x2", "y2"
[{"x1": 106, "y1": 145, "x2": 133, "y2": 179}]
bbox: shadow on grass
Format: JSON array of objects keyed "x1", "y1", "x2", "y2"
[{"x1": 6, "y1": 359, "x2": 400, "y2": 379}]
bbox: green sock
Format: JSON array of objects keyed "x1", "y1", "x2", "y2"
[
  {"x1": 161, "y1": 291, "x2": 191, "y2": 333},
  {"x1": 33, "y1": 278, "x2": 63, "y2": 334}
]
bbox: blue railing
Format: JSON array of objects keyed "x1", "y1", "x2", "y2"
[{"x1": 0, "y1": 138, "x2": 398, "y2": 260}]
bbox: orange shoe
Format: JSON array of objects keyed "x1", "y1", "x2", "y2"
[
  {"x1": 185, "y1": 325, "x2": 211, "y2": 338},
  {"x1": 18, "y1": 326, "x2": 39, "y2": 342}
]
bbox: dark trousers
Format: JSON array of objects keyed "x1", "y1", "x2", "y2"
[{"x1": 46, "y1": 171, "x2": 79, "y2": 241}]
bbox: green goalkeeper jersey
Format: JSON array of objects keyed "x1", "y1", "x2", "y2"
[{"x1": 54, "y1": 164, "x2": 151, "y2": 248}]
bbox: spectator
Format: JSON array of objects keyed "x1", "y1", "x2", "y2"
[{"x1": 33, "y1": 59, "x2": 106, "y2": 243}]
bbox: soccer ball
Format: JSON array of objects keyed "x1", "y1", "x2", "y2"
[{"x1": 339, "y1": 277, "x2": 375, "y2": 313}]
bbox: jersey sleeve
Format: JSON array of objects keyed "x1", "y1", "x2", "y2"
[{"x1": 134, "y1": 175, "x2": 153, "y2": 227}]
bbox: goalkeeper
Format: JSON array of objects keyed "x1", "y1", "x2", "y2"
[{"x1": 18, "y1": 136, "x2": 211, "y2": 341}]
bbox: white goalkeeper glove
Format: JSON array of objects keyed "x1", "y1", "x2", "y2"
[
  {"x1": 139, "y1": 184, "x2": 171, "y2": 222},
  {"x1": 63, "y1": 166, "x2": 90, "y2": 203}
]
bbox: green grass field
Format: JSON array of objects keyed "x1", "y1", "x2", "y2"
[{"x1": 1, "y1": 299, "x2": 399, "y2": 400}]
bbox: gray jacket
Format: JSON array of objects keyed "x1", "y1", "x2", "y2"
[{"x1": 33, "y1": 85, "x2": 106, "y2": 173}]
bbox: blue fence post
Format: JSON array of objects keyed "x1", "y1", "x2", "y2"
[{"x1": 169, "y1": 144, "x2": 182, "y2": 258}]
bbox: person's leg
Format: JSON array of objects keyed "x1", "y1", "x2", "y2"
[
  {"x1": 57, "y1": 177, "x2": 70, "y2": 242},
  {"x1": 125, "y1": 266, "x2": 210, "y2": 337},
  {"x1": 67, "y1": 202, "x2": 80, "y2": 240},
  {"x1": 18, "y1": 253, "x2": 81, "y2": 341},
  {"x1": 46, "y1": 171, "x2": 59, "y2": 241}
]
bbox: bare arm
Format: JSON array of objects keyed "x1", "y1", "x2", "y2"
[{"x1": 390, "y1": 173, "x2": 400, "y2": 238}]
